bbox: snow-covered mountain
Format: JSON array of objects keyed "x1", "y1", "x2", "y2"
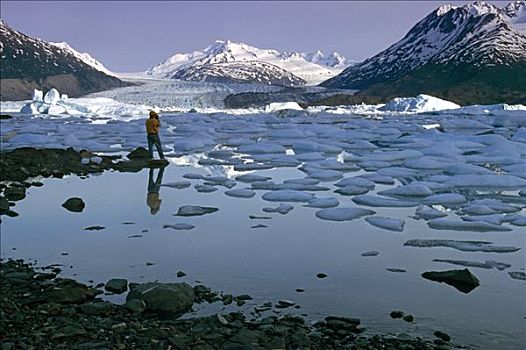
[
  {"x1": 147, "y1": 40, "x2": 348, "y2": 85},
  {"x1": 0, "y1": 20, "x2": 127, "y2": 101},
  {"x1": 50, "y1": 42, "x2": 115, "y2": 76},
  {"x1": 322, "y1": 1, "x2": 526, "y2": 91},
  {"x1": 171, "y1": 61, "x2": 306, "y2": 86}
]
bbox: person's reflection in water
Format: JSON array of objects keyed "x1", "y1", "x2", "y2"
[{"x1": 147, "y1": 167, "x2": 165, "y2": 215}]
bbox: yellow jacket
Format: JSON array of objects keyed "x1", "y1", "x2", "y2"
[{"x1": 146, "y1": 117, "x2": 160, "y2": 134}]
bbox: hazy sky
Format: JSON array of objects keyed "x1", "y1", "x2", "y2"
[{"x1": 1, "y1": 1, "x2": 510, "y2": 72}]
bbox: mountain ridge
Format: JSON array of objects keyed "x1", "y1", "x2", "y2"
[
  {"x1": 146, "y1": 40, "x2": 350, "y2": 85},
  {"x1": 320, "y1": 1, "x2": 526, "y2": 104},
  {"x1": 0, "y1": 21, "x2": 129, "y2": 101}
]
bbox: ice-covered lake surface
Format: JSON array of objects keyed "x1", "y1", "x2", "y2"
[{"x1": 1, "y1": 108, "x2": 526, "y2": 350}]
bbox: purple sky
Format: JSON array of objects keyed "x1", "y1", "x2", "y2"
[{"x1": 1, "y1": 1, "x2": 510, "y2": 72}]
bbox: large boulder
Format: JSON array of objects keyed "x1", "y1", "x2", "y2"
[
  {"x1": 126, "y1": 282, "x2": 195, "y2": 315},
  {"x1": 127, "y1": 147, "x2": 150, "y2": 160},
  {"x1": 421, "y1": 268, "x2": 480, "y2": 293}
]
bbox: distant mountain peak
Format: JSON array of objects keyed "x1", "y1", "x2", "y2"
[
  {"x1": 147, "y1": 40, "x2": 350, "y2": 85},
  {"x1": 436, "y1": 4, "x2": 457, "y2": 16}
]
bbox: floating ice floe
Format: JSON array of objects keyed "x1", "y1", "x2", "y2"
[
  {"x1": 422, "y1": 193, "x2": 467, "y2": 206},
  {"x1": 378, "y1": 94, "x2": 460, "y2": 113},
  {"x1": 175, "y1": 206, "x2": 218, "y2": 216},
  {"x1": 304, "y1": 197, "x2": 339, "y2": 208},
  {"x1": 225, "y1": 188, "x2": 256, "y2": 198},
  {"x1": 195, "y1": 184, "x2": 219, "y2": 193},
  {"x1": 379, "y1": 184, "x2": 433, "y2": 197},
  {"x1": 283, "y1": 178, "x2": 320, "y2": 185},
  {"x1": 335, "y1": 186, "x2": 370, "y2": 196},
  {"x1": 335, "y1": 177, "x2": 375, "y2": 189},
  {"x1": 469, "y1": 199, "x2": 520, "y2": 214},
  {"x1": 162, "y1": 181, "x2": 192, "y2": 189},
  {"x1": 352, "y1": 194, "x2": 418, "y2": 208},
  {"x1": 163, "y1": 223, "x2": 195, "y2": 230},
  {"x1": 427, "y1": 218, "x2": 512, "y2": 232},
  {"x1": 262, "y1": 190, "x2": 315, "y2": 202},
  {"x1": 365, "y1": 216, "x2": 405, "y2": 232},
  {"x1": 404, "y1": 239, "x2": 521, "y2": 253},
  {"x1": 433, "y1": 259, "x2": 511, "y2": 270},
  {"x1": 315, "y1": 207, "x2": 376, "y2": 221},
  {"x1": 263, "y1": 203, "x2": 294, "y2": 215},
  {"x1": 429, "y1": 174, "x2": 526, "y2": 190},
  {"x1": 414, "y1": 205, "x2": 448, "y2": 220},
  {"x1": 235, "y1": 174, "x2": 272, "y2": 183}
]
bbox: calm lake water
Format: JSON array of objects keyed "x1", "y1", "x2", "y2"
[{"x1": 1, "y1": 161, "x2": 525, "y2": 349}]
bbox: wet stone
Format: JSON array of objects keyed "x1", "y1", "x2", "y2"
[
  {"x1": 104, "y1": 278, "x2": 128, "y2": 294},
  {"x1": 61, "y1": 197, "x2": 85, "y2": 212}
]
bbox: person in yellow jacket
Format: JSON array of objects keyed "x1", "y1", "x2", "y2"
[{"x1": 145, "y1": 111, "x2": 165, "y2": 160}]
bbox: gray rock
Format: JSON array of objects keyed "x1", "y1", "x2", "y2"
[
  {"x1": 79, "y1": 301, "x2": 115, "y2": 315},
  {"x1": 127, "y1": 147, "x2": 149, "y2": 159},
  {"x1": 42, "y1": 285, "x2": 97, "y2": 304},
  {"x1": 126, "y1": 282, "x2": 195, "y2": 315},
  {"x1": 61, "y1": 197, "x2": 85, "y2": 212},
  {"x1": 4, "y1": 186, "x2": 26, "y2": 201},
  {"x1": 105, "y1": 278, "x2": 128, "y2": 294},
  {"x1": 123, "y1": 299, "x2": 147, "y2": 314}
]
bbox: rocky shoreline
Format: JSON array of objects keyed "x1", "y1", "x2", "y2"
[
  {"x1": 0, "y1": 259, "x2": 461, "y2": 350},
  {"x1": 0, "y1": 146, "x2": 158, "y2": 217},
  {"x1": 1, "y1": 147, "x2": 464, "y2": 349}
]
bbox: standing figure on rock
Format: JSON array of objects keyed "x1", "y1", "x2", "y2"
[{"x1": 145, "y1": 110, "x2": 165, "y2": 160}]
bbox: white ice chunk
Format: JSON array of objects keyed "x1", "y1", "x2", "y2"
[
  {"x1": 379, "y1": 184, "x2": 433, "y2": 197},
  {"x1": 365, "y1": 216, "x2": 405, "y2": 232},
  {"x1": 225, "y1": 188, "x2": 256, "y2": 198},
  {"x1": 235, "y1": 174, "x2": 272, "y2": 183},
  {"x1": 43, "y1": 88, "x2": 61, "y2": 105},
  {"x1": 315, "y1": 207, "x2": 376, "y2": 221},
  {"x1": 262, "y1": 190, "x2": 314, "y2": 202},
  {"x1": 422, "y1": 193, "x2": 467, "y2": 206},
  {"x1": 238, "y1": 142, "x2": 286, "y2": 154},
  {"x1": 335, "y1": 186, "x2": 370, "y2": 196},
  {"x1": 264, "y1": 102, "x2": 303, "y2": 112},
  {"x1": 283, "y1": 178, "x2": 320, "y2": 185},
  {"x1": 427, "y1": 218, "x2": 512, "y2": 232},
  {"x1": 162, "y1": 181, "x2": 191, "y2": 189},
  {"x1": 263, "y1": 203, "x2": 294, "y2": 214},
  {"x1": 90, "y1": 156, "x2": 102, "y2": 165},
  {"x1": 305, "y1": 197, "x2": 339, "y2": 208},
  {"x1": 404, "y1": 239, "x2": 520, "y2": 253},
  {"x1": 163, "y1": 223, "x2": 195, "y2": 230},
  {"x1": 352, "y1": 194, "x2": 418, "y2": 207},
  {"x1": 335, "y1": 177, "x2": 375, "y2": 189},
  {"x1": 32, "y1": 89, "x2": 43, "y2": 102},
  {"x1": 379, "y1": 94, "x2": 460, "y2": 113},
  {"x1": 414, "y1": 205, "x2": 448, "y2": 220}
]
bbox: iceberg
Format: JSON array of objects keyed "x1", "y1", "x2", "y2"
[{"x1": 378, "y1": 94, "x2": 460, "y2": 113}]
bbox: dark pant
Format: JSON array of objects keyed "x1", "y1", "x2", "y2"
[{"x1": 147, "y1": 134, "x2": 164, "y2": 159}]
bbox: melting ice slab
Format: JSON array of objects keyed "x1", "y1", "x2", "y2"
[
  {"x1": 315, "y1": 207, "x2": 376, "y2": 221},
  {"x1": 404, "y1": 239, "x2": 521, "y2": 253}
]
